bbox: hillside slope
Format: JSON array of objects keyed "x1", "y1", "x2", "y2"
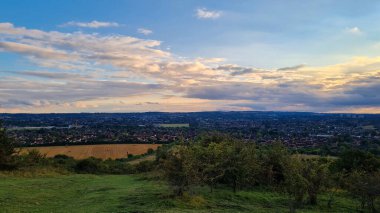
[{"x1": 0, "y1": 174, "x2": 358, "y2": 213}]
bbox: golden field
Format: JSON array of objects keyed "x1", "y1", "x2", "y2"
[{"x1": 22, "y1": 144, "x2": 160, "y2": 159}]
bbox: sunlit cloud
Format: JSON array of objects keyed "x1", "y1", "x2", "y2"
[{"x1": 0, "y1": 22, "x2": 379, "y2": 113}]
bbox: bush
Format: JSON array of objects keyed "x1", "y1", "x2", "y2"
[
  {"x1": 75, "y1": 157, "x2": 102, "y2": 174},
  {"x1": 52, "y1": 154, "x2": 76, "y2": 171},
  {"x1": 19, "y1": 149, "x2": 47, "y2": 167},
  {"x1": 147, "y1": 148, "x2": 155, "y2": 155},
  {"x1": 135, "y1": 160, "x2": 156, "y2": 173},
  {"x1": 103, "y1": 159, "x2": 135, "y2": 174}
]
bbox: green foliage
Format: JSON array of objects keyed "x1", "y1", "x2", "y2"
[
  {"x1": 282, "y1": 156, "x2": 308, "y2": 209},
  {"x1": 0, "y1": 122, "x2": 18, "y2": 170},
  {"x1": 346, "y1": 171, "x2": 380, "y2": 212},
  {"x1": 19, "y1": 149, "x2": 47, "y2": 167},
  {"x1": 75, "y1": 157, "x2": 103, "y2": 174},
  {"x1": 147, "y1": 148, "x2": 155, "y2": 155},
  {"x1": 74, "y1": 157, "x2": 137, "y2": 174},
  {"x1": 257, "y1": 142, "x2": 290, "y2": 186},
  {"x1": 160, "y1": 144, "x2": 194, "y2": 196},
  {"x1": 334, "y1": 149, "x2": 380, "y2": 173},
  {"x1": 134, "y1": 160, "x2": 156, "y2": 173},
  {"x1": 222, "y1": 141, "x2": 259, "y2": 193},
  {"x1": 302, "y1": 159, "x2": 331, "y2": 205},
  {"x1": 190, "y1": 141, "x2": 230, "y2": 192}
]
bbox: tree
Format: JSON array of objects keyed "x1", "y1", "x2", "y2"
[
  {"x1": 223, "y1": 141, "x2": 259, "y2": 193},
  {"x1": 258, "y1": 142, "x2": 290, "y2": 186},
  {"x1": 191, "y1": 142, "x2": 227, "y2": 192},
  {"x1": 302, "y1": 159, "x2": 330, "y2": 205},
  {"x1": 160, "y1": 145, "x2": 195, "y2": 196},
  {"x1": 346, "y1": 171, "x2": 380, "y2": 212},
  {"x1": 0, "y1": 121, "x2": 18, "y2": 170},
  {"x1": 282, "y1": 157, "x2": 330, "y2": 211},
  {"x1": 334, "y1": 149, "x2": 380, "y2": 173},
  {"x1": 282, "y1": 156, "x2": 308, "y2": 212}
]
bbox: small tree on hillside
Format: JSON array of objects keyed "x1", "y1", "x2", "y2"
[
  {"x1": 191, "y1": 142, "x2": 226, "y2": 192},
  {"x1": 258, "y1": 142, "x2": 290, "y2": 186},
  {"x1": 282, "y1": 156, "x2": 308, "y2": 212},
  {"x1": 302, "y1": 159, "x2": 330, "y2": 205},
  {"x1": 0, "y1": 121, "x2": 18, "y2": 170},
  {"x1": 161, "y1": 145, "x2": 195, "y2": 196},
  {"x1": 224, "y1": 141, "x2": 259, "y2": 193}
]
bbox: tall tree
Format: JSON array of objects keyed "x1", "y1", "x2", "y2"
[
  {"x1": 302, "y1": 159, "x2": 330, "y2": 205},
  {"x1": 160, "y1": 144, "x2": 195, "y2": 196},
  {"x1": 0, "y1": 121, "x2": 18, "y2": 170}
]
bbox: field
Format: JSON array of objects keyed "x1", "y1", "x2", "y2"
[
  {"x1": 22, "y1": 144, "x2": 160, "y2": 159},
  {"x1": 0, "y1": 174, "x2": 359, "y2": 213}
]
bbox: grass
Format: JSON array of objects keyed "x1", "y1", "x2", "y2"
[
  {"x1": 128, "y1": 154, "x2": 156, "y2": 165},
  {"x1": 0, "y1": 173, "x2": 361, "y2": 213}
]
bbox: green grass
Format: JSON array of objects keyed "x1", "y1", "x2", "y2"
[{"x1": 0, "y1": 174, "x2": 360, "y2": 213}]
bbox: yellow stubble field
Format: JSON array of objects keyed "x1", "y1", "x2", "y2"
[{"x1": 22, "y1": 144, "x2": 161, "y2": 160}]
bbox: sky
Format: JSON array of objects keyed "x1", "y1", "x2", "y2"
[{"x1": 0, "y1": 0, "x2": 380, "y2": 113}]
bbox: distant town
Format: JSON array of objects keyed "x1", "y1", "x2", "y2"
[{"x1": 1, "y1": 111, "x2": 380, "y2": 155}]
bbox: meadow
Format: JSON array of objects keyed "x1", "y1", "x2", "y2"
[
  {"x1": 22, "y1": 144, "x2": 160, "y2": 159},
  {"x1": 0, "y1": 173, "x2": 358, "y2": 213}
]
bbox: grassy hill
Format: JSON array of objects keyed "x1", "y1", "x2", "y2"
[{"x1": 0, "y1": 173, "x2": 358, "y2": 213}]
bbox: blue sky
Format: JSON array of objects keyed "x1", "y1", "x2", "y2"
[{"x1": 0, "y1": 0, "x2": 380, "y2": 113}]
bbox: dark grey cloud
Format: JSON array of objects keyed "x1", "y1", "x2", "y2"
[
  {"x1": 0, "y1": 79, "x2": 164, "y2": 108},
  {"x1": 277, "y1": 64, "x2": 305, "y2": 71},
  {"x1": 185, "y1": 79, "x2": 380, "y2": 111},
  {"x1": 18, "y1": 71, "x2": 89, "y2": 80},
  {"x1": 216, "y1": 65, "x2": 263, "y2": 76}
]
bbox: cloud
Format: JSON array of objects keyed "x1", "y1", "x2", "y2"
[
  {"x1": 0, "y1": 41, "x2": 73, "y2": 60},
  {"x1": 0, "y1": 22, "x2": 380, "y2": 113},
  {"x1": 60, "y1": 20, "x2": 120, "y2": 28},
  {"x1": 346, "y1": 27, "x2": 363, "y2": 35},
  {"x1": 277, "y1": 64, "x2": 306, "y2": 71},
  {"x1": 0, "y1": 22, "x2": 170, "y2": 76},
  {"x1": 137, "y1": 28, "x2": 153, "y2": 35},
  {"x1": 196, "y1": 8, "x2": 222, "y2": 19},
  {"x1": 18, "y1": 71, "x2": 89, "y2": 80},
  {"x1": 216, "y1": 64, "x2": 262, "y2": 76}
]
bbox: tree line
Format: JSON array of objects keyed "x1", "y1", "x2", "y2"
[{"x1": 156, "y1": 132, "x2": 380, "y2": 212}]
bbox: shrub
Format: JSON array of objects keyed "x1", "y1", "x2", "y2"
[
  {"x1": 19, "y1": 149, "x2": 47, "y2": 167},
  {"x1": 75, "y1": 157, "x2": 102, "y2": 174},
  {"x1": 135, "y1": 160, "x2": 156, "y2": 173},
  {"x1": 103, "y1": 159, "x2": 135, "y2": 174},
  {"x1": 147, "y1": 148, "x2": 155, "y2": 155}
]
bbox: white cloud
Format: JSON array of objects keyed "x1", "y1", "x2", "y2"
[
  {"x1": 137, "y1": 28, "x2": 153, "y2": 35},
  {"x1": 347, "y1": 27, "x2": 363, "y2": 35},
  {"x1": 60, "y1": 20, "x2": 120, "y2": 28},
  {"x1": 0, "y1": 22, "x2": 380, "y2": 113},
  {"x1": 196, "y1": 8, "x2": 222, "y2": 19}
]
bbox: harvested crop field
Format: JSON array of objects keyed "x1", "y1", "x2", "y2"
[{"x1": 22, "y1": 144, "x2": 160, "y2": 159}]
